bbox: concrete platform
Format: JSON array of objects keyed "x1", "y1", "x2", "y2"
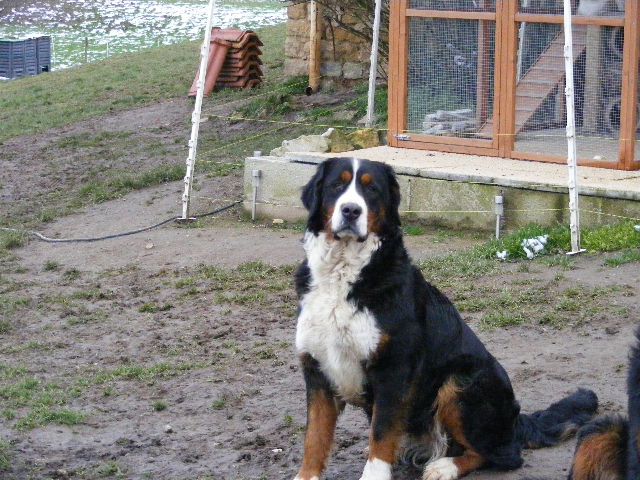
[{"x1": 244, "y1": 147, "x2": 640, "y2": 231}]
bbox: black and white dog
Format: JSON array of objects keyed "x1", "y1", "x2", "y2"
[{"x1": 292, "y1": 158, "x2": 598, "y2": 480}]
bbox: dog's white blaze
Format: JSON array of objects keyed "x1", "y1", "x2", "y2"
[
  {"x1": 296, "y1": 231, "x2": 381, "y2": 402},
  {"x1": 330, "y1": 158, "x2": 369, "y2": 239},
  {"x1": 359, "y1": 458, "x2": 392, "y2": 480},
  {"x1": 422, "y1": 457, "x2": 459, "y2": 480}
]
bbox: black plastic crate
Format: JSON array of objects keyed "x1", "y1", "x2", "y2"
[{"x1": 0, "y1": 35, "x2": 51, "y2": 79}]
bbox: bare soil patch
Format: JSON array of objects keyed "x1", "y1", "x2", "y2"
[{"x1": 1, "y1": 100, "x2": 639, "y2": 480}]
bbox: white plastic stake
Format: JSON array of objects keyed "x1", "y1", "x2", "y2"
[
  {"x1": 181, "y1": 0, "x2": 217, "y2": 220},
  {"x1": 365, "y1": 0, "x2": 383, "y2": 128},
  {"x1": 563, "y1": 0, "x2": 584, "y2": 255}
]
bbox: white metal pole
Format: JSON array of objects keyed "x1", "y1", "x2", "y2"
[
  {"x1": 181, "y1": 0, "x2": 217, "y2": 221},
  {"x1": 563, "y1": 0, "x2": 583, "y2": 254},
  {"x1": 366, "y1": 0, "x2": 383, "y2": 128}
]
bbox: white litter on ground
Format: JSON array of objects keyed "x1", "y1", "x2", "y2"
[
  {"x1": 635, "y1": 225, "x2": 640, "y2": 232},
  {"x1": 496, "y1": 250, "x2": 508, "y2": 261},
  {"x1": 521, "y1": 235, "x2": 549, "y2": 259}
]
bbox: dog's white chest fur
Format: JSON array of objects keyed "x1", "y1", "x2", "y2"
[{"x1": 296, "y1": 232, "x2": 381, "y2": 402}]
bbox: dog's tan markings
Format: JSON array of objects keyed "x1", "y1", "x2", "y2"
[
  {"x1": 367, "y1": 206, "x2": 384, "y2": 234},
  {"x1": 368, "y1": 408, "x2": 404, "y2": 464},
  {"x1": 434, "y1": 378, "x2": 486, "y2": 476},
  {"x1": 297, "y1": 390, "x2": 339, "y2": 480},
  {"x1": 341, "y1": 170, "x2": 352, "y2": 183},
  {"x1": 361, "y1": 172, "x2": 372, "y2": 186},
  {"x1": 322, "y1": 206, "x2": 336, "y2": 238},
  {"x1": 570, "y1": 429, "x2": 626, "y2": 480}
]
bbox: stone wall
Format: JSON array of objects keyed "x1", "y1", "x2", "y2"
[{"x1": 284, "y1": 3, "x2": 373, "y2": 88}]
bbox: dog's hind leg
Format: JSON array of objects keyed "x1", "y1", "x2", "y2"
[{"x1": 421, "y1": 378, "x2": 486, "y2": 480}]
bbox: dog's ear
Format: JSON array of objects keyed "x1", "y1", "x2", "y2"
[
  {"x1": 384, "y1": 164, "x2": 402, "y2": 228},
  {"x1": 301, "y1": 160, "x2": 332, "y2": 231}
]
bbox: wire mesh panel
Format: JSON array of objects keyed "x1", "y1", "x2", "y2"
[
  {"x1": 518, "y1": 0, "x2": 625, "y2": 17},
  {"x1": 410, "y1": 0, "x2": 495, "y2": 11},
  {"x1": 407, "y1": 17, "x2": 495, "y2": 140},
  {"x1": 513, "y1": 22, "x2": 622, "y2": 164}
]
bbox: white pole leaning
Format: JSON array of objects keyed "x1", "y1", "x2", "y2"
[
  {"x1": 181, "y1": 0, "x2": 217, "y2": 221},
  {"x1": 563, "y1": 0, "x2": 584, "y2": 254},
  {"x1": 365, "y1": 0, "x2": 383, "y2": 128}
]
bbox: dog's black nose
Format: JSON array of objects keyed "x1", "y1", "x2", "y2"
[{"x1": 341, "y1": 203, "x2": 362, "y2": 222}]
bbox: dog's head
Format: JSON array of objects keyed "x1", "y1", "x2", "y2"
[{"x1": 301, "y1": 158, "x2": 401, "y2": 241}]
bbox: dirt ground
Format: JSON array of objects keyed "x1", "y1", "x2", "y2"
[{"x1": 1, "y1": 99, "x2": 639, "y2": 480}]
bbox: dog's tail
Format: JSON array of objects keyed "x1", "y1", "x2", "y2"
[{"x1": 515, "y1": 388, "x2": 598, "y2": 449}]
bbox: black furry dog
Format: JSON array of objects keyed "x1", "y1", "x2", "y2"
[
  {"x1": 568, "y1": 328, "x2": 640, "y2": 480},
  {"x1": 292, "y1": 158, "x2": 598, "y2": 480}
]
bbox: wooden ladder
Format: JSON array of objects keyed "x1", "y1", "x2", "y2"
[{"x1": 480, "y1": 24, "x2": 588, "y2": 136}]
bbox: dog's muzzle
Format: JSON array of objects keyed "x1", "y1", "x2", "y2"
[{"x1": 333, "y1": 202, "x2": 366, "y2": 241}]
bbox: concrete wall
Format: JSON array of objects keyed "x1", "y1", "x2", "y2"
[
  {"x1": 284, "y1": 3, "x2": 375, "y2": 89},
  {"x1": 244, "y1": 156, "x2": 640, "y2": 231}
]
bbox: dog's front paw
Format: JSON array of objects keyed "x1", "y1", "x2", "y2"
[
  {"x1": 293, "y1": 476, "x2": 319, "y2": 480},
  {"x1": 422, "y1": 457, "x2": 459, "y2": 480},
  {"x1": 359, "y1": 458, "x2": 392, "y2": 480}
]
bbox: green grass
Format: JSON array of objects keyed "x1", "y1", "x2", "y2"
[
  {"x1": 152, "y1": 401, "x2": 166, "y2": 411},
  {"x1": 138, "y1": 302, "x2": 173, "y2": 313},
  {"x1": 0, "y1": 440, "x2": 10, "y2": 471},
  {"x1": 77, "y1": 163, "x2": 186, "y2": 204},
  {"x1": 0, "y1": 230, "x2": 27, "y2": 251},
  {"x1": 15, "y1": 407, "x2": 86, "y2": 430},
  {"x1": 605, "y1": 248, "x2": 640, "y2": 267},
  {"x1": 479, "y1": 311, "x2": 526, "y2": 331},
  {"x1": 482, "y1": 222, "x2": 640, "y2": 260},
  {"x1": 0, "y1": 24, "x2": 286, "y2": 143}
]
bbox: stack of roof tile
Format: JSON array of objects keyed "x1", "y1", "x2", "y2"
[{"x1": 189, "y1": 28, "x2": 263, "y2": 96}]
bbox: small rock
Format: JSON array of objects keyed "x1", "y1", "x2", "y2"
[
  {"x1": 272, "y1": 219, "x2": 284, "y2": 225},
  {"x1": 164, "y1": 424, "x2": 174, "y2": 433},
  {"x1": 271, "y1": 448, "x2": 283, "y2": 453},
  {"x1": 605, "y1": 326, "x2": 619, "y2": 335},
  {"x1": 347, "y1": 128, "x2": 379, "y2": 149},
  {"x1": 145, "y1": 242, "x2": 154, "y2": 250}
]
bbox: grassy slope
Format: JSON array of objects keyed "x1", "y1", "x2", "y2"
[{"x1": 0, "y1": 24, "x2": 286, "y2": 143}]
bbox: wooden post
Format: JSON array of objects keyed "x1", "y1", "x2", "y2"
[
  {"x1": 618, "y1": 0, "x2": 640, "y2": 169},
  {"x1": 84, "y1": 36, "x2": 88, "y2": 63},
  {"x1": 308, "y1": 1, "x2": 322, "y2": 93}
]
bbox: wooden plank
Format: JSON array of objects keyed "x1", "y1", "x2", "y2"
[
  {"x1": 402, "y1": 133, "x2": 494, "y2": 147},
  {"x1": 514, "y1": 13, "x2": 624, "y2": 27},
  {"x1": 618, "y1": 0, "x2": 640, "y2": 169},
  {"x1": 394, "y1": 139, "x2": 499, "y2": 156},
  {"x1": 396, "y1": 0, "x2": 409, "y2": 146},
  {"x1": 387, "y1": 0, "x2": 401, "y2": 147},
  {"x1": 476, "y1": 11, "x2": 492, "y2": 129},
  {"x1": 406, "y1": 9, "x2": 495, "y2": 20}
]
